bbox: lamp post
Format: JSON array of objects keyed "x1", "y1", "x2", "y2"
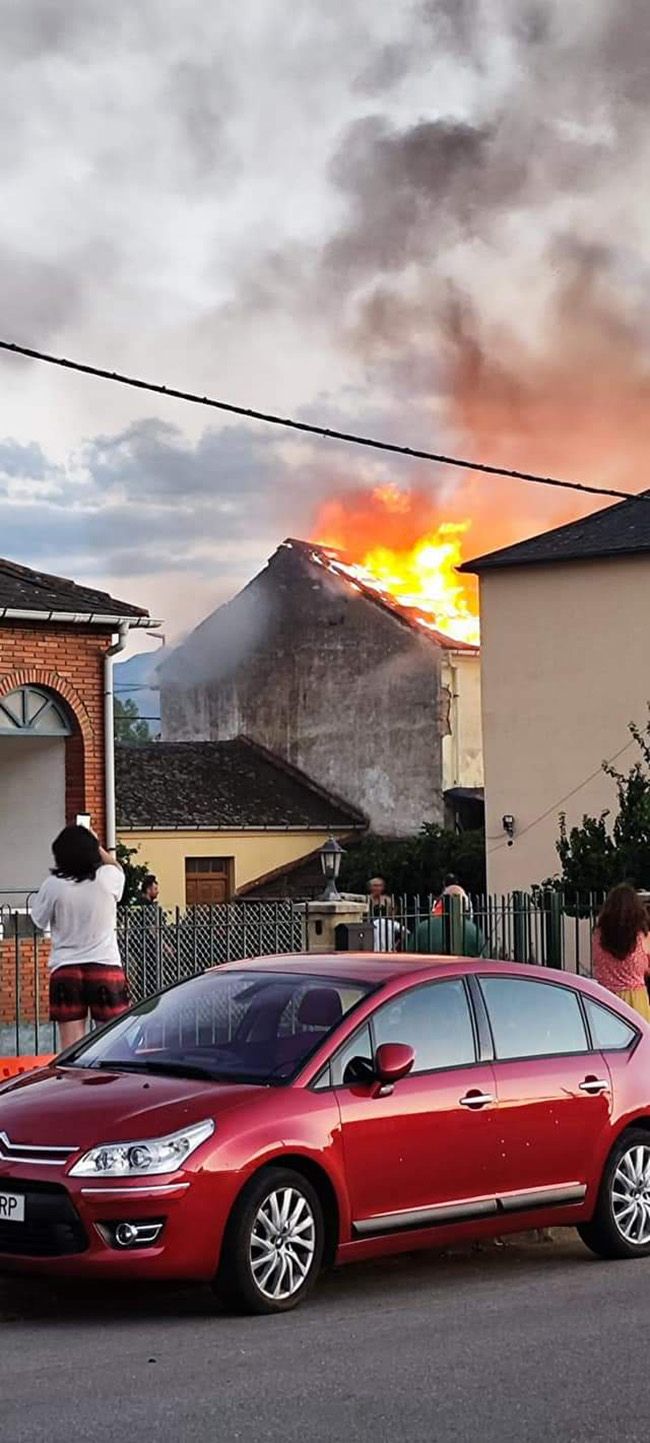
[{"x1": 319, "y1": 838, "x2": 345, "y2": 901}]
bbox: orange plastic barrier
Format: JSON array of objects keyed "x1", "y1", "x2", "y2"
[{"x1": 0, "y1": 1055, "x2": 53, "y2": 1079}]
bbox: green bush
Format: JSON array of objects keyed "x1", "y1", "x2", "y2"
[{"x1": 340, "y1": 824, "x2": 486, "y2": 900}]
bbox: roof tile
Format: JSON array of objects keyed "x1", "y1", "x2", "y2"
[{"x1": 116, "y1": 737, "x2": 367, "y2": 831}]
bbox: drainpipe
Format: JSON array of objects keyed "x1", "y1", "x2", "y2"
[{"x1": 104, "y1": 623, "x2": 129, "y2": 850}]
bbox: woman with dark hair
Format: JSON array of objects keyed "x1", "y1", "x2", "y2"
[
  {"x1": 30, "y1": 825, "x2": 129, "y2": 1049},
  {"x1": 592, "y1": 883, "x2": 650, "y2": 1020}
]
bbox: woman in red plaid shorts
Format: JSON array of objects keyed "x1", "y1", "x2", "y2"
[{"x1": 30, "y1": 825, "x2": 130, "y2": 1050}]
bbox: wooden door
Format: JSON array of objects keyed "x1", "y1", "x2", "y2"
[{"x1": 185, "y1": 857, "x2": 232, "y2": 906}]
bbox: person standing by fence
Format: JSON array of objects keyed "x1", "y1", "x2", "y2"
[
  {"x1": 30, "y1": 825, "x2": 130, "y2": 1049},
  {"x1": 592, "y1": 884, "x2": 650, "y2": 1021}
]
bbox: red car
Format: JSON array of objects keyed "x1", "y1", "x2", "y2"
[{"x1": 0, "y1": 954, "x2": 649, "y2": 1314}]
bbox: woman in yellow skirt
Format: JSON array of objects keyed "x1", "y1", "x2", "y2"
[{"x1": 592, "y1": 884, "x2": 650, "y2": 1021}]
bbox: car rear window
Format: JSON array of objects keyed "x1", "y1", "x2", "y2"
[{"x1": 584, "y1": 997, "x2": 638, "y2": 1051}]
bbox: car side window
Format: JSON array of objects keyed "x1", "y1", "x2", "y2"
[
  {"x1": 372, "y1": 979, "x2": 476, "y2": 1073},
  {"x1": 479, "y1": 977, "x2": 589, "y2": 1060},
  {"x1": 584, "y1": 997, "x2": 638, "y2": 1051},
  {"x1": 331, "y1": 1023, "x2": 374, "y2": 1087}
]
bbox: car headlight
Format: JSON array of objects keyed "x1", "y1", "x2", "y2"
[{"x1": 69, "y1": 1118, "x2": 215, "y2": 1178}]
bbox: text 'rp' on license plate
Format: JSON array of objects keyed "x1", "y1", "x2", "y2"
[{"x1": 0, "y1": 1192, "x2": 25, "y2": 1222}]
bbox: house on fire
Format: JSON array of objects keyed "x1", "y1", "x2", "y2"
[
  {"x1": 460, "y1": 490, "x2": 650, "y2": 893},
  {"x1": 160, "y1": 539, "x2": 483, "y2": 838}
]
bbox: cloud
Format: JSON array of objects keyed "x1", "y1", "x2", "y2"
[{"x1": 4, "y1": 0, "x2": 650, "y2": 631}]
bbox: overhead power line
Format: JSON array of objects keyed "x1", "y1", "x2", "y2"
[{"x1": 0, "y1": 338, "x2": 643, "y2": 504}]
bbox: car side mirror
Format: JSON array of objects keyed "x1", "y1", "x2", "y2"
[{"x1": 374, "y1": 1042, "x2": 415, "y2": 1086}]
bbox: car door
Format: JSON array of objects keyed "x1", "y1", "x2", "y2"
[
  {"x1": 333, "y1": 976, "x2": 501, "y2": 1236},
  {"x1": 474, "y1": 973, "x2": 612, "y2": 1212}
]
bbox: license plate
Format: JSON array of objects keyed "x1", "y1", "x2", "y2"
[{"x1": 0, "y1": 1192, "x2": 24, "y2": 1222}]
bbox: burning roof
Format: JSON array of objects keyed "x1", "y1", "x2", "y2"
[{"x1": 283, "y1": 539, "x2": 479, "y2": 652}]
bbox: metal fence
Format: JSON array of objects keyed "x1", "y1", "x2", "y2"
[
  {"x1": 1, "y1": 891, "x2": 605, "y2": 1058},
  {"x1": 0, "y1": 899, "x2": 306, "y2": 1058},
  {"x1": 118, "y1": 902, "x2": 306, "y2": 1002},
  {"x1": 374, "y1": 891, "x2": 603, "y2": 972}
]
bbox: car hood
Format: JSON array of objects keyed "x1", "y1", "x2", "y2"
[{"x1": 0, "y1": 1065, "x2": 263, "y2": 1152}]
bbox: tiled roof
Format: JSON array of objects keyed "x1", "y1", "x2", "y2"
[
  {"x1": 0, "y1": 556, "x2": 149, "y2": 621},
  {"x1": 116, "y1": 737, "x2": 367, "y2": 831},
  {"x1": 459, "y1": 492, "x2": 650, "y2": 573}
]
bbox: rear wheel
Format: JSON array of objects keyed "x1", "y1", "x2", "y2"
[
  {"x1": 578, "y1": 1129, "x2": 650, "y2": 1260},
  {"x1": 216, "y1": 1167, "x2": 324, "y2": 1315}
]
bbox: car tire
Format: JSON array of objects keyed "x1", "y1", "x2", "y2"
[
  {"x1": 216, "y1": 1166, "x2": 325, "y2": 1315},
  {"x1": 578, "y1": 1128, "x2": 650, "y2": 1260}
]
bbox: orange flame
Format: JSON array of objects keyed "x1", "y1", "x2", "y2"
[{"x1": 312, "y1": 483, "x2": 481, "y2": 646}]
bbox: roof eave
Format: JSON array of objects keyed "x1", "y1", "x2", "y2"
[{"x1": 459, "y1": 545, "x2": 650, "y2": 576}]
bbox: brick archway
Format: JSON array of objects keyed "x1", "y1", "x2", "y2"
[{"x1": 0, "y1": 669, "x2": 95, "y2": 826}]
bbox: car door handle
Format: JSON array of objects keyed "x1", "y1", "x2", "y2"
[
  {"x1": 579, "y1": 1078, "x2": 609, "y2": 1095},
  {"x1": 460, "y1": 1091, "x2": 494, "y2": 1109}
]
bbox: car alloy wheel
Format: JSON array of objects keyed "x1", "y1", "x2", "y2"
[
  {"x1": 578, "y1": 1127, "x2": 650, "y2": 1262},
  {"x1": 611, "y1": 1142, "x2": 650, "y2": 1246},
  {"x1": 216, "y1": 1165, "x2": 325, "y2": 1315},
  {"x1": 249, "y1": 1185, "x2": 317, "y2": 1302}
]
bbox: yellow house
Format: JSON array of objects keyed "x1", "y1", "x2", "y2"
[{"x1": 116, "y1": 737, "x2": 366, "y2": 909}]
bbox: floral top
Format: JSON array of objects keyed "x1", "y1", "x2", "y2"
[{"x1": 592, "y1": 928, "x2": 648, "y2": 994}]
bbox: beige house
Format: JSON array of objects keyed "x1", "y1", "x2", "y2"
[
  {"x1": 460, "y1": 493, "x2": 650, "y2": 893},
  {"x1": 116, "y1": 736, "x2": 366, "y2": 909}
]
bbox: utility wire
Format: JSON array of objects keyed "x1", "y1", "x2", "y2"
[
  {"x1": 487, "y1": 736, "x2": 635, "y2": 857},
  {"x1": 0, "y1": 338, "x2": 643, "y2": 505}
]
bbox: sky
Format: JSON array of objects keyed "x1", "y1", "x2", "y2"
[{"x1": 2, "y1": 0, "x2": 650, "y2": 647}]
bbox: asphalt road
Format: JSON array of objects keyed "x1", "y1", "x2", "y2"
[{"x1": 1, "y1": 1235, "x2": 648, "y2": 1443}]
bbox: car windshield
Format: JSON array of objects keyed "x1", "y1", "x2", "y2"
[{"x1": 62, "y1": 970, "x2": 372, "y2": 1085}]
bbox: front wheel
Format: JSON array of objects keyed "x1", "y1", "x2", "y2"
[
  {"x1": 578, "y1": 1128, "x2": 650, "y2": 1260},
  {"x1": 216, "y1": 1167, "x2": 324, "y2": 1315}
]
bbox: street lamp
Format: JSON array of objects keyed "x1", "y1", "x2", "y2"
[{"x1": 319, "y1": 838, "x2": 345, "y2": 901}]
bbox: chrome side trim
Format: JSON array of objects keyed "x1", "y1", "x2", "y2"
[
  {"x1": 354, "y1": 1197, "x2": 498, "y2": 1237},
  {"x1": 80, "y1": 1183, "x2": 190, "y2": 1197},
  {"x1": 498, "y1": 1183, "x2": 587, "y2": 1212},
  {"x1": 353, "y1": 1181, "x2": 587, "y2": 1237}
]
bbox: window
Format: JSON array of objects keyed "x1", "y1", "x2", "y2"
[
  {"x1": 585, "y1": 998, "x2": 638, "y2": 1051},
  {"x1": 480, "y1": 977, "x2": 588, "y2": 1060},
  {"x1": 332, "y1": 1023, "x2": 374, "y2": 1086},
  {"x1": 0, "y1": 685, "x2": 71, "y2": 736},
  {"x1": 185, "y1": 857, "x2": 233, "y2": 905},
  {"x1": 65, "y1": 971, "x2": 372, "y2": 1085},
  {"x1": 372, "y1": 979, "x2": 476, "y2": 1073}
]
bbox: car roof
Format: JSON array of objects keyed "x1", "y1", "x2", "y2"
[{"x1": 215, "y1": 952, "x2": 599, "y2": 991}]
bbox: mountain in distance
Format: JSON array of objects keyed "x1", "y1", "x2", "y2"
[{"x1": 114, "y1": 647, "x2": 168, "y2": 733}]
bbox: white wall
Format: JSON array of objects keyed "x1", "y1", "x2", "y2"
[{"x1": 0, "y1": 736, "x2": 66, "y2": 903}]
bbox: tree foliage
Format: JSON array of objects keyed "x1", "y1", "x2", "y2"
[
  {"x1": 340, "y1": 824, "x2": 486, "y2": 899},
  {"x1": 114, "y1": 697, "x2": 151, "y2": 745},
  {"x1": 116, "y1": 840, "x2": 150, "y2": 905},
  {"x1": 549, "y1": 713, "x2": 650, "y2": 896}
]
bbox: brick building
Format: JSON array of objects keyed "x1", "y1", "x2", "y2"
[
  {"x1": 0, "y1": 556, "x2": 155, "y2": 1031},
  {"x1": 0, "y1": 556, "x2": 155, "y2": 906}
]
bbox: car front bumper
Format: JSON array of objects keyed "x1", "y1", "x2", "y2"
[{"x1": 0, "y1": 1164, "x2": 232, "y2": 1282}]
